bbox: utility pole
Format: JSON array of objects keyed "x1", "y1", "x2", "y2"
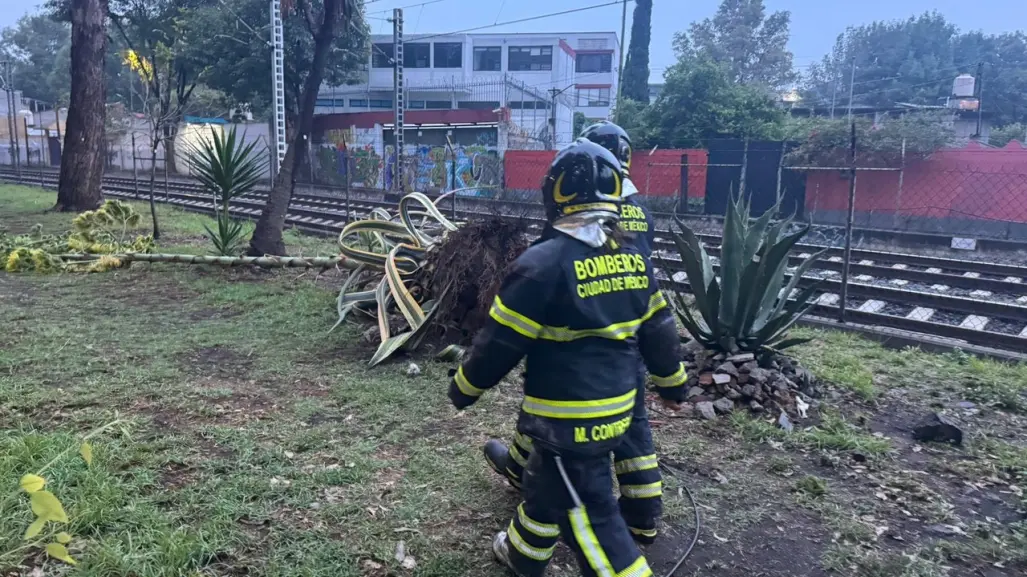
[
  {"x1": 270, "y1": 0, "x2": 287, "y2": 179},
  {"x1": 846, "y1": 59, "x2": 856, "y2": 122},
  {"x1": 3, "y1": 60, "x2": 22, "y2": 176},
  {"x1": 549, "y1": 88, "x2": 558, "y2": 150},
  {"x1": 615, "y1": 0, "x2": 627, "y2": 123},
  {"x1": 830, "y1": 81, "x2": 837, "y2": 119},
  {"x1": 975, "y1": 61, "x2": 985, "y2": 139},
  {"x1": 392, "y1": 8, "x2": 405, "y2": 192}
]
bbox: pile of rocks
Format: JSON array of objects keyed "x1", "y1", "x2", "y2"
[{"x1": 674, "y1": 342, "x2": 821, "y2": 420}]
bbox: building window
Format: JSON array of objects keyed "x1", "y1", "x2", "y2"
[
  {"x1": 575, "y1": 53, "x2": 612, "y2": 73},
  {"x1": 369, "y1": 99, "x2": 392, "y2": 109},
  {"x1": 407, "y1": 100, "x2": 427, "y2": 109},
  {"x1": 434, "y1": 42, "x2": 462, "y2": 68},
  {"x1": 575, "y1": 87, "x2": 611, "y2": 107},
  {"x1": 404, "y1": 43, "x2": 430, "y2": 68},
  {"x1": 508, "y1": 46, "x2": 552, "y2": 71},
  {"x1": 473, "y1": 46, "x2": 501, "y2": 71},
  {"x1": 425, "y1": 100, "x2": 451, "y2": 109},
  {"x1": 372, "y1": 43, "x2": 393, "y2": 68},
  {"x1": 315, "y1": 98, "x2": 346, "y2": 108},
  {"x1": 349, "y1": 99, "x2": 368, "y2": 108},
  {"x1": 509, "y1": 101, "x2": 549, "y2": 110},
  {"x1": 457, "y1": 101, "x2": 501, "y2": 110}
]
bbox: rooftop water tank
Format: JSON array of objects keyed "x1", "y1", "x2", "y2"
[{"x1": 953, "y1": 74, "x2": 976, "y2": 98}]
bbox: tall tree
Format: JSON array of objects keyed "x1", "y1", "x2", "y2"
[
  {"x1": 196, "y1": 0, "x2": 368, "y2": 137},
  {"x1": 674, "y1": 0, "x2": 795, "y2": 88},
  {"x1": 801, "y1": 14, "x2": 1027, "y2": 127},
  {"x1": 54, "y1": 0, "x2": 107, "y2": 212},
  {"x1": 644, "y1": 58, "x2": 785, "y2": 148},
  {"x1": 620, "y1": 0, "x2": 652, "y2": 103},
  {"x1": 248, "y1": 0, "x2": 365, "y2": 256}
]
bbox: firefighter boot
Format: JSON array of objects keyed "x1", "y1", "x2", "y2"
[
  {"x1": 484, "y1": 439, "x2": 521, "y2": 488},
  {"x1": 492, "y1": 531, "x2": 534, "y2": 577}
]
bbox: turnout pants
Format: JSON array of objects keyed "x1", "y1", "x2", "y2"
[
  {"x1": 504, "y1": 373, "x2": 663, "y2": 541},
  {"x1": 503, "y1": 447, "x2": 654, "y2": 577}
]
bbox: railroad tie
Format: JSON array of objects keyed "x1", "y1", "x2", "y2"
[
  {"x1": 858, "y1": 260, "x2": 874, "y2": 266},
  {"x1": 907, "y1": 307, "x2": 936, "y2": 321},
  {"x1": 857, "y1": 300, "x2": 887, "y2": 313},
  {"x1": 926, "y1": 268, "x2": 943, "y2": 274},
  {"x1": 855, "y1": 275, "x2": 874, "y2": 282},
  {"x1": 963, "y1": 272, "x2": 980, "y2": 279},
  {"x1": 1005, "y1": 277, "x2": 1023, "y2": 284},
  {"x1": 891, "y1": 279, "x2": 910, "y2": 286},
  {"x1": 892, "y1": 264, "x2": 908, "y2": 270},
  {"x1": 960, "y1": 315, "x2": 990, "y2": 330},
  {"x1": 931, "y1": 285, "x2": 950, "y2": 291},
  {"x1": 816, "y1": 293, "x2": 840, "y2": 306},
  {"x1": 969, "y1": 290, "x2": 993, "y2": 298}
]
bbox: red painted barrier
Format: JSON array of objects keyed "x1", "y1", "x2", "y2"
[
  {"x1": 804, "y1": 141, "x2": 1027, "y2": 225},
  {"x1": 503, "y1": 149, "x2": 708, "y2": 199}
]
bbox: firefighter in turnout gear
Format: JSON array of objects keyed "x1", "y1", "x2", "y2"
[
  {"x1": 483, "y1": 121, "x2": 666, "y2": 545},
  {"x1": 448, "y1": 139, "x2": 687, "y2": 577}
]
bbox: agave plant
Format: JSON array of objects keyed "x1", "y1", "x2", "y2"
[
  {"x1": 185, "y1": 127, "x2": 267, "y2": 256},
  {"x1": 667, "y1": 195, "x2": 826, "y2": 354}
]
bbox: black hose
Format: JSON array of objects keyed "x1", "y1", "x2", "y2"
[{"x1": 658, "y1": 461, "x2": 701, "y2": 577}]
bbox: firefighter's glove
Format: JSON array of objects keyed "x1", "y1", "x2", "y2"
[{"x1": 447, "y1": 368, "x2": 480, "y2": 410}]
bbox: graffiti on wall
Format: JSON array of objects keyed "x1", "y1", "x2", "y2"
[
  {"x1": 315, "y1": 127, "x2": 503, "y2": 194},
  {"x1": 317, "y1": 127, "x2": 383, "y2": 187}
]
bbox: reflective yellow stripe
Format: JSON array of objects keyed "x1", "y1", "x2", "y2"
[
  {"x1": 617, "y1": 556, "x2": 654, "y2": 577},
  {"x1": 507, "y1": 522, "x2": 556, "y2": 561},
  {"x1": 651, "y1": 363, "x2": 687, "y2": 388},
  {"x1": 518, "y1": 504, "x2": 560, "y2": 538},
  {"x1": 537, "y1": 292, "x2": 666, "y2": 342},
  {"x1": 454, "y1": 367, "x2": 484, "y2": 397},
  {"x1": 569, "y1": 507, "x2": 615, "y2": 577},
  {"x1": 647, "y1": 292, "x2": 667, "y2": 316},
  {"x1": 628, "y1": 527, "x2": 658, "y2": 538},
  {"x1": 514, "y1": 432, "x2": 534, "y2": 452},
  {"x1": 509, "y1": 446, "x2": 528, "y2": 467},
  {"x1": 621, "y1": 481, "x2": 662, "y2": 499},
  {"x1": 489, "y1": 296, "x2": 541, "y2": 339},
  {"x1": 522, "y1": 390, "x2": 635, "y2": 420},
  {"x1": 614, "y1": 455, "x2": 659, "y2": 475}
]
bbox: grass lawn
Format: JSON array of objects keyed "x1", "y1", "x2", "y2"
[{"x1": 2, "y1": 184, "x2": 1026, "y2": 577}]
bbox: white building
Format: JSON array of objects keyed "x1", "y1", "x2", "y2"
[{"x1": 316, "y1": 31, "x2": 620, "y2": 148}]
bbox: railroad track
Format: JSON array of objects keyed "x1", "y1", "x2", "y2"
[{"x1": 4, "y1": 169, "x2": 1027, "y2": 352}]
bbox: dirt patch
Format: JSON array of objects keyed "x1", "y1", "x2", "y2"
[{"x1": 181, "y1": 345, "x2": 256, "y2": 377}]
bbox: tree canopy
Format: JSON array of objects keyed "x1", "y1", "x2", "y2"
[
  {"x1": 673, "y1": 0, "x2": 795, "y2": 89},
  {"x1": 801, "y1": 12, "x2": 1027, "y2": 127}
]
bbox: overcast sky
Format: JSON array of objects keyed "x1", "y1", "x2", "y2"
[{"x1": 1, "y1": 0, "x2": 1020, "y2": 78}]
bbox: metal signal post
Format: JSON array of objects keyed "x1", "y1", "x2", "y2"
[
  {"x1": 392, "y1": 8, "x2": 405, "y2": 192},
  {"x1": 270, "y1": 0, "x2": 287, "y2": 178}
]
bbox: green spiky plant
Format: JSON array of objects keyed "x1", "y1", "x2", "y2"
[
  {"x1": 667, "y1": 195, "x2": 826, "y2": 354},
  {"x1": 185, "y1": 127, "x2": 267, "y2": 256}
]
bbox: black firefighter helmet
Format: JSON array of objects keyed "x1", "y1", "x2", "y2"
[
  {"x1": 580, "y1": 120, "x2": 632, "y2": 177},
  {"x1": 541, "y1": 138, "x2": 625, "y2": 222}
]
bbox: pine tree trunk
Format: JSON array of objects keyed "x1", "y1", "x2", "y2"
[
  {"x1": 55, "y1": 0, "x2": 108, "y2": 212},
  {"x1": 248, "y1": 0, "x2": 341, "y2": 256}
]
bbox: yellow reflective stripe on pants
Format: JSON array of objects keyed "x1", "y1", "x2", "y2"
[
  {"x1": 507, "y1": 522, "x2": 555, "y2": 561},
  {"x1": 617, "y1": 556, "x2": 653, "y2": 577},
  {"x1": 621, "y1": 481, "x2": 662, "y2": 499},
  {"x1": 454, "y1": 366, "x2": 483, "y2": 397},
  {"x1": 518, "y1": 504, "x2": 560, "y2": 538},
  {"x1": 651, "y1": 363, "x2": 686, "y2": 388},
  {"x1": 522, "y1": 389, "x2": 635, "y2": 420},
  {"x1": 489, "y1": 296, "x2": 541, "y2": 339},
  {"x1": 569, "y1": 507, "x2": 616, "y2": 577},
  {"x1": 614, "y1": 454, "x2": 658, "y2": 475}
]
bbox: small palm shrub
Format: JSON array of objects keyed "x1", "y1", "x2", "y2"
[
  {"x1": 666, "y1": 195, "x2": 826, "y2": 354},
  {"x1": 185, "y1": 127, "x2": 267, "y2": 255}
]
